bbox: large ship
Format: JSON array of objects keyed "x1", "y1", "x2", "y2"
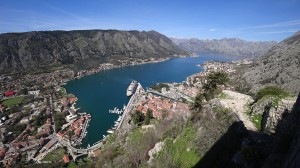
[{"x1": 126, "y1": 80, "x2": 138, "y2": 96}]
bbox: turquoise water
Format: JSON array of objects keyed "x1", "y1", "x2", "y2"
[{"x1": 64, "y1": 55, "x2": 232, "y2": 146}]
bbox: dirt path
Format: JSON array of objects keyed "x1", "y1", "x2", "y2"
[{"x1": 218, "y1": 90, "x2": 257, "y2": 131}]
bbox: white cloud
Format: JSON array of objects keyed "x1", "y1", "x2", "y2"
[
  {"x1": 256, "y1": 29, "x2": 298, "y2": 34},
  {"x1": 242, "y1": 19, "x2": 300, "y2": 30}
]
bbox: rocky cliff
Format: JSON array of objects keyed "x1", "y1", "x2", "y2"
[
  {"x1": 262, "y1": 93, "x2": 300, "y2": 168},
  {"x1": 0, "y1": 30, "x2": 187, "y2": 74},
  {"x1": 244, "y1": 31, "x2": 300, "y2": 94},
  {"x1": 170, "y1": 37, "x2": 276, "y2": 58},
  {"x1": 251, "y1": 96, "x2": 296, "y2": 134}
]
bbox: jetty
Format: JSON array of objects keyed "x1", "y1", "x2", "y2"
[{"x1": 117, "y1": 82, "x2": 144, "y2": 130}]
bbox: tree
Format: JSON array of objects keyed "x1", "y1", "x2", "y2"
[
  {"x1": 19, "y1": 88, "x2": 28, "y2": 95},
  {"x1": 192, "y1": 93, "x2": 204, "y2": 111},
  {"x1": 131, "y1": 110, "x2": 144, "y2": 125},
  {"x1": 203, "y1": 71, "x2": 229, "y2": 100},
  {"x1": 144, "y1": 109, "x2": 153, "y2": 125},
  {"x1": 206, "y1": 71, "x2": 229, "y2": 85}
]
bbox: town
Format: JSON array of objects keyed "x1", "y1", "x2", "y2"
[
  {"x1": 0, "y1": 58, "x2": 250, "y2": 167},
  {"x1": 0, "y1": 56, "x2": 177, "y2": 167}
]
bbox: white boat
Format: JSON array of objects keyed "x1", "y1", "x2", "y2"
[
  {"x1": 117, "y1": 116, "x2": 122, "y2": 122},
  {"x1": 107, "y1": 129, "x2": 114, "y2": 134},
  {"x1": 109, "y1": 107, "x2": 123, "y2": 114},
  {"x1": 126, "y1": 80, "x2": 138, "y2": 96}
]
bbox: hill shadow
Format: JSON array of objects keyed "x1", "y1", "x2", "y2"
[
  {"x1": 193, "y1": 92, "x2": 300, "y2": 168},
  {"x1": 193, "y1": 121, "x2": 248, "y2": 168}
]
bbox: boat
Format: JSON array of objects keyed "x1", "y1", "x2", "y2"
[
  {"x1": 117, "y1": 116, "x2": 122, "y2": 122},
  {"x1": 107, "y1": 129, "x2": 114, "y2": 134},
  {"x1": 126, "y1": 80, "x2": 138, "y2": 96},
  {"x1": 109, "y1": 107, "x2": 123, "y2": 114}
]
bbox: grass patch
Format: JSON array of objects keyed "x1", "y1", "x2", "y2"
[
  {"x1": 130, "y1": 128, "x2": 143, "y2": 141},
  {"x1": 257, "y1": 94, "x2": 288, "y2": 108},
  {"x1": 255, "y1": 86, "x2": 289, "y2": 101},
  {"x1": 251, "y1": 113, "x2": 262, "y2": 130},
  {"x1": 103, "y1": 133, "x2": 116, "y2": 146},
  {"x1": 217, "y1": 92, "x2": 232, "y2": 99},
  {"x1": 245, "y1": 105, "x2": 262, "y2": 130},
  {"x1": 59, "y1": 87, "x2": 67, "y2": 96},
  {"x1": 42, "y1": 147, "x2": 65, "y2": 162},
  {"x1": 157, "y1": 126, "x2": 200, "y2": 167},
  {"x1": 2, "y1": 96, "x2": 25, "y2": 107},
  {"x1": 67, "y1": 162, "x2": 77, "y2": 168},
  {"x1": 66, "y1": 94, "x2": 76, "y2": 98}
]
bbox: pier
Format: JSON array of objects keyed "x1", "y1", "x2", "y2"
[{"x1": 117, "y1": 82, "x2": 144, "y2": 130}]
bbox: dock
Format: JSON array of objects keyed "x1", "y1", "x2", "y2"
[{"x1": 117, "y1": 82, "x2": 144, "y2": 130}]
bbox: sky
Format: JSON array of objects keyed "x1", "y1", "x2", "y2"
[{"x1": 0, "y1": 0, "x2": 300, "y2": 41}]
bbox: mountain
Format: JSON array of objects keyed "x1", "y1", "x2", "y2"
[
  {"x1": 244, "y1": 31, "x2": 300, "y2": 94},
  {"x1": 170, "y1": 37, "x2": 277, "y2": 58},
  {"x1": 0, "y1": 30, "x2": 187, "y2": 74}
]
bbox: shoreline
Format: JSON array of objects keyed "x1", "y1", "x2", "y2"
[{"x1": 61, "y1": 56, "x2": 188, "y2": 145}]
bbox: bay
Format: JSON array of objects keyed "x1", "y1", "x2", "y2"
[{"x1": 64, "y1": 55, "x2": 232, "y2": 146}]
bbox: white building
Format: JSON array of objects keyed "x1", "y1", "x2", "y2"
[
  {"x1": 28, "y1": 90, "x2": 40, "y2": 96},
  {"x1": 66, "y1": 114, "x2": 78, "y2": 122}
]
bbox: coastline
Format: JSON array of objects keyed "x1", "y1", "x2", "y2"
[{"x1": 61, "y1": 56, "x2": 188, "y2": 144}]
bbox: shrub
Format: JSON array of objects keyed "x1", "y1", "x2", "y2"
[
  {"x1": 255, "y1": 86, "x2": 288, "y2": 101},
  {"x1": 150, "y1": 83, "x2": 170, "y2": 93},
  {"x1": 131, "y1": 110, "x2": 144, "y2": 125},
  {"x1": 144, "y1": 109, "x2": 153, "y2": 125}
]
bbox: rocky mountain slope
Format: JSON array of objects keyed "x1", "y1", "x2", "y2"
[
  {"x1": 170, "y1": 37, "x2": 276, "y2": 58},
  {"x1": 0, "y1": 30, "x2": 187, "y2": 74},
  {"x1": 244, "y1": 31, "x2": 300, "y2": 94}
]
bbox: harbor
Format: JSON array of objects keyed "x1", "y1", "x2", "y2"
[
  {"x1": 64, "y1": 55, "x2": 231, "y2": 146},
  {"x1": 106, "y1": 81, "x2": 144, "y2": 134}
]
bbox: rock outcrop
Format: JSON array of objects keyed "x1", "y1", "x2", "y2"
[
  {"x1": 262, "y1": 93, "x2": 300, "y2": 168},
  {"x1": 251, "y1": 96, "x2": 296, "y2": 134},
  {"x1": 0, "y1": 30, "x2": 187, "y2": 74}
]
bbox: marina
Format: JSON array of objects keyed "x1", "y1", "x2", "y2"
[{"x1": 108, "y1": 107, "x2": 124, "y2": 114}]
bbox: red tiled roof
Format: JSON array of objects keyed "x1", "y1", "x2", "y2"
[
  {"x1": 4, "y1": 91, "x2": 14, "y2": 97},
  {"x1": 68, "y1": 97, "x2": 77, "y2": 103},
  {"x1": 75, "y1": 128, "x2": 81, "y2": 136},
  {"x1": 57, "y1": 132, "x2": 64, "y2": 137},
  {"x1": 0, "y1": 147, "x2": 7, "y2": 159},
  {"x1": 137, "y1": 105, "x2": 143, "y2": 111},
  {"x1": 63, "y1": 154, "x2": 70, "y2": 163}
]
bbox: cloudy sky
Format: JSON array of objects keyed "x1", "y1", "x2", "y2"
[{"x1": 1, "y1": 0, "x2": 300, "y2": 41}]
